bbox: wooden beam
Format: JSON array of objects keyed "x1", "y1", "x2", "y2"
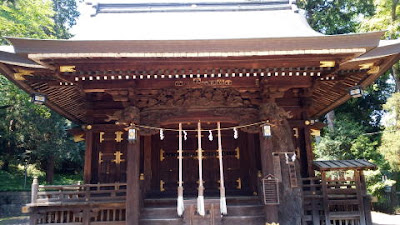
[{"x1": 126, "y1": 136, "x2": 141, "y2": 225}]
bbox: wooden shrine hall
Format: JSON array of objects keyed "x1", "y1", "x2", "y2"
[{"x1": 1, "y1": 0, "x2": 400, "y2": 225}]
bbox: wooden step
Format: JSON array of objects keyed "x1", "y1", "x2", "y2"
[
  {"x1": 222, "y1": 215, "x2": 265, "y2": 225},
  {"x1": 227, "y1": 204, "x2": 264, "y2": 216},
  {"x1": 141, "y1": 206, "x2": 179, "y2": 219},
  {"x1": 140, "y1": 218, "x2": 183, "y2": 225}
]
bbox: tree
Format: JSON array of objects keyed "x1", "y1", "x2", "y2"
[
  {"x1": 379, "y1": 93, "x2": 400, "y2": 171},
  {"x1": 0, "y1": 0, "x2": 55, "y2": 44},
  {"x1": 360, "y1": 0, "x2": 400, "y2": 91},
  {"x1": 0, "y1": 0, "x2": 82, "y2": 183},
  {"x1": 52, "y1": 0, "x2": 79, "y2": 39},
  {"x1": 297, "y1": 0, "x2": 375, "y2": 34}
]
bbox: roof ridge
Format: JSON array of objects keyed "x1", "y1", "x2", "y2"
[{"x1": 88, "y1": 0, "x2": 294, "y2": 15}]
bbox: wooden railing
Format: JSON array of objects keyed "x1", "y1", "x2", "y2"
[
  {"x1": 34, "y1": 183, "x2": 127, "y2": 204},
  {"x1": 302, "y1": 175, "x2": 371, "y2": 225},
  {"x1": 27, "y1": 177, "x2": 127, "y2": 225}
]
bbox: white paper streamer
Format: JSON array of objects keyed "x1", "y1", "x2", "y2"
[
  {"x1": 208, "y1": 130, "x2": 213, "y2": 141},
  {"x1": 197, "y1": 195, "x2": 205, "y2": 216},
  {"x1": 177, "y1": 193, "x2": 184, "y2": 216},
  {"x1": 233, "y1": 127, "x2": 239, "y2": 139},
  {"x1": 220, "y1": 196, "x2": 227, "y2": 215},
  {"x1": 160, "y1": 129, "x2": 164, "y2": 140},
  {"x1": 291, "y1": 153, "x2": 297, "y2": 162},
  {"x1": 183, "y1": 130, "x2": 187, "y2": 140}
]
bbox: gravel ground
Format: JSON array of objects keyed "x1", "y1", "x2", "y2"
[
  {"x1": 0, "y1": 212, "x2": 398, "y2": 225},
  {"x1": 372, "y1": 211, "x2": 400, "y2": 225}
]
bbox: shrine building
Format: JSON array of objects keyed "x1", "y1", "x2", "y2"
[{"x1": 1, "y1": 1, "x2": 400, "y2": 225}]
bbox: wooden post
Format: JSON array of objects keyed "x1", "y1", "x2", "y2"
[
  {"x1": 355, "y1": 170, "x2": 366, "y2": 225},
  {"x1": 321, "y1": 172, "x2": 330, "y2": 225},
  {"x1": 84, "y1": 129, "x2": 93, "y2": 184},
  {"x1": 303, "y1": 127, "x2": 315, "y2": 177},
  {"x1": 31, "y1": 177, "x2": 38, "y2": 204},
  {"x1": 29, "y1": 177, "x2": 39, "y2": 225},
  {"x1": 259, "y1": 134, "x2": 279, "y2": 223},
  {"x1": 360, "y1": 171, "x2": 372, "y2": 225},
  {"x1": 143, "y1": 136, "x2": 152, "y2": 194},
  {"x1": 126, "y1": 134, "x2": 141, "y2": 225}
]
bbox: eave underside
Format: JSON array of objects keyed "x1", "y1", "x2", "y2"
[{"x1": 0, "y1": 50, "x2": 396, "y2": 125}]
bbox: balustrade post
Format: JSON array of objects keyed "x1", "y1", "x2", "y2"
[{"x1": 31, "y1": 177, "x2": 38, "y2": 204}]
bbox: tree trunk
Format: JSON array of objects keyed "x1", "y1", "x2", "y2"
[
  {"x1": 45, "y1": 155, "x2": 55, "y2": 184},
  {"x1": 326, "y1": 110, "x2": 335, "y2": 130},
  {"x1": 391, "y1": 65, "x2": 400, "y2": 92}
]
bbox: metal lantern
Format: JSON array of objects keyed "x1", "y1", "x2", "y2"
[
  {"x1": 262, "y1": 124, "x2": 272, "y2": 138},
  {"x1": 31, "y1": 93, "x2": 46, "y2": 105},
  {"x1": 349, "y1": 85, "x2": 363, "y2": 98},
  {"x1": 128, "y1": 128, "x2": 137, "y2": 142}
]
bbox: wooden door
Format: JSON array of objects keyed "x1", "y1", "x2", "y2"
[
  {"x1": 150, "y1": 127, "x2": 257, "y2": 198},
  {"x1": 92, "y1": 131, "x2": 127, "y2": 184}
]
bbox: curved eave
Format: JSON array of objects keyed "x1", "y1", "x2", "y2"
[
  {"x1": 312, "y1": 53, "x2": 400, "y2": 118},
  {"x1": 350, "y1": 39, "x2": 400, "y2": 62},
  {"x1": 0, "y1": 50, "x2": 44, "y2": 68},
  {"x1": 6, "y1": 32, "x2": 383, "y2": 57}
]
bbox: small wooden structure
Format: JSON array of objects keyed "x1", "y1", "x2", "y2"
[
  {"x1": 302, "y1": 159, "x2": 376, "y2": 225},
  {"x1": 0, "y1": 1, "x2": 399, "y2": 225}
]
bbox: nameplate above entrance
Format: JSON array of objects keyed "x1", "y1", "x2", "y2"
[{"x1": 174, "y1": 78, "x2": 233, "y2": 87}]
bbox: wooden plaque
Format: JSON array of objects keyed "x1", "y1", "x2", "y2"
[{"x1": 262, "y1": 174, "x2": 279, "y2": 205}]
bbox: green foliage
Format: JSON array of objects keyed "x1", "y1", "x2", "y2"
[
  {"x1": 297, "y1": 0, "x2": 375, "y2": 34},
  {"x1": 0, "y1": 0, "x2": 55, "y2": 44},
  {"x1": 52, "y1": 0, "x2": 79, "y2": 39},
  {"x1": 379, "y1": 93, "x2": 400, "y2": 171},
  {"x1": 359, "y1": 0, "x2": 400, "y2": 39},
  {"x1": 0, "y1": 76, "x2": 84, "y2": 177},
  {"x1": 0, "y1": 167, "x2": 82, "y2": 191},
  {"x1": 0, "y1": 0, "x2": 81, "y2": 182},
  {"x1": 0, "y1": 0, "x2": 79, "y2": 44}
]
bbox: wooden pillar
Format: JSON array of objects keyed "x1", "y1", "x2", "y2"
[
  {"x1": 126, "y1": 135, "x2": 141, "y2": 225},
  {"x1": 360, "y1": 171, "x2": 373, "y2": 225},
  {"x1": 259, "y1": 133, "x2": 279, "y2": 223},
  {"x1": 84, "y1": 129, "x2": 93, "y2": 184},
  {"x1": 143, "y1": 136, "x2": 152, "y2": 196},
  {"x1": 355, "y1": 170, "x2": 367, "y2": 225},
  {"x1": 304, "y1": 127, "x2": 315, "y2": 177},
  {"x1": 321, "y1": 171, "x2": 330, "y2": 225}
]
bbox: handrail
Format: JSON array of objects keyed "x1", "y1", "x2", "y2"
[{"x1": 30, "y1": 177, "x2": 127, "y2": 206}]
